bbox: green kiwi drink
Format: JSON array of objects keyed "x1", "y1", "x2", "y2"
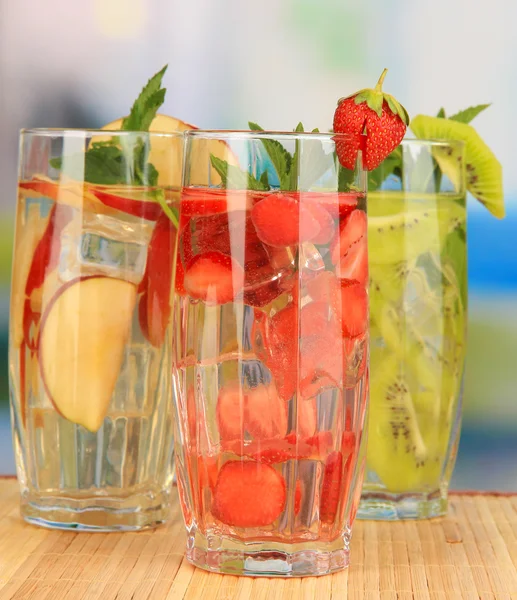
[{"x1": 364, "y1": 186, "x2": 467, "y2": 516}]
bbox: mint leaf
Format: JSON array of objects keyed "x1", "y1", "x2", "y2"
[
  {"x1": 210, "y1": 155, "x2": 268, "y2": 191},
  {"x1": 436, "y1": 107, "x2": 446, "y2": 118},
  {"x1": 122, "y1": 65, "x2": 168, "y2": 131},
  {"x1": 260, "y1": 170, "x2": 270, "y2": 188},
  {"x1": 249, "y1": 122, "x2": 292, "y2": 190},
  {"x1": 449, "y1": 103, "x2": 491, "y2": 124},
  {"x1": 338, "y1": 164, "x2": 356, "y2": 191}
]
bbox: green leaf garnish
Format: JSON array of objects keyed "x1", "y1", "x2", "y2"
[
  {"x1": 49, "y1": 66, "x2": 177, "y2": 226},
  {"x1": 368, "y1": 146, "x2": 402, "y2": 191},
  {"x1": 436, "y1": 107, "x2": 446, "y2": 118},
  {"x1": 209, "y1": 155, "x2": 268, "y2": 191},
  {"x1": 248, "y1": 122, "x2": 292, "y2": 189},
  {"x1": 121, "y1": 65, "x2": 168, "y2": 131},
  {"x1": 448, "y1": 104, "x2": 491, "y2": 124}
]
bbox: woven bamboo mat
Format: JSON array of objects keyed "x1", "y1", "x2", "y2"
[{"x1": 0, "y1": 478, "x2": 516, "y2": 599}]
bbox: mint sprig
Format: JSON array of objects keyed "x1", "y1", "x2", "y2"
[
  {"x1": 50, "y1": 65, "x2": 168, "y2": 187},
  {"x1": 210, "y1": 155, "x2": 268, "y2": 191},
  {"x1": 209, "y1": 122, "x2": 348, "y2": 193}
]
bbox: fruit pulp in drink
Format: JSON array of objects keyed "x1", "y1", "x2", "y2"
[
  {"x1": 366, "y1": 190, "x2": 467, "y2": 496},
  {"x1": 10, "y1": 178, "x2": 178, "y2": 527},
  {"x1": 173, "y1": 187, "x2": 369, "y2": 544}
]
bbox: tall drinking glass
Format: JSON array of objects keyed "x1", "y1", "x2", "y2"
[
  {"x1": 172, "y1": 130, "x2": 369, "y2": 576},
  {"x1": 359, "y1": 139, "x2": 467, "y2": 519},
  {"x1": 9, "y1": 129, "x2": 182, "y2": 530}
]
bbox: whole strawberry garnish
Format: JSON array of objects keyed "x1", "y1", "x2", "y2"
[{"x1": 333, "y1": 68, "x2": 409, "y2": 171}]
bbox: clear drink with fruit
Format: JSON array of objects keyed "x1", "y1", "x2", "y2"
[
  {"x1": 172, "y1": 130, "x2": 369, "y2": 576},
  {"x1": 331, "y1": 72, "x2": 504, "y2": 518},
  {"x1": 9, "y1": 69, "x2": 185, "y2": 530}
]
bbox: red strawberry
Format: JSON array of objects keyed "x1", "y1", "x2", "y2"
[
  {"x1": 251, "y1": 193, "x2": 320, "y2": 247},
  {"x1": 294, "y1": 480, "x2": 303, "y2": 515},
  {"x1": 340, "y1": 281, "x2": 368, "y2": 338},
  {"x1": 337, "y1": 238, "x2": 368, "y2": 286},
  {"x1": 181, "y1": 187, "x2": 254, "y2": 216},
  {"x1": 320, "y1": 451, "x2": 343, "y2": 524},
  {"x1": 184, "y1": 251, "x2": 244, "y2": 305},
  {"x1": 246, "y1": 384, "x2": 288, "y2": 440},
  {"x1": 333, "y1": 69, "x2": 409, "y2": 171},
  {"x1": 216, "y1": 384, "x2": 246, "y2": 442},
  {"x1": 305, "y1": 271, "x2": 341, "y2": 315},
  {"x1": 342, "y1": 431, "x2": 356, "y2": 458},
  {"x1": 260, "y1": 304, "x2": 298, "y2": 401},
  {"x1": 302, "y1": 191, "x2": 361, "y2": 219},
  {"x1": 306, "y1": 431, "x2": 334, "y2": 457},
  {"x1": 303, "y1": 201, "x2": 335, "y2": 245},
  {"x1": 300, "y1": 301, "x2": 331, "y2": 338},
  {"x1": 330, "y1": 209, "x2": 367, "y2": 265},
  {"x1": 212, "y1": 460, "x2": 286, "y2": 527}
]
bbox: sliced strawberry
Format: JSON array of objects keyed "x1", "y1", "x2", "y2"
[
  {"x1": 25, "y1": 204, "x2": 74, "y2": 297},
  {"x1": 139, "y1": 213, "x2": 175, "y2": 347},
  {"x1": 320, "y1": 451, "x2": 343, "y2": 524},
  {"x1": 175, "y1": 255, "x2": 186, "y2": 295},
  {"x1": 250, "y1": 436, "x2": 312, "y2": 464},
  {"x1": 306, "y1": 431, "x2": 334, "y2": 457},
  {"x1": 305, "y1": 271, "x2": 342, "y2": 316},
  {"x1": 330, "y1": 209, "x2": 367, "y2": 266},
  {"x1": 302, "y1": 191, "x2": 361, "y2": 219},
  {"x1": 212, "y1": 460, "x2": 286, "y2": 527},
  {"x1": 181, "y1": 187, "x2": 255, "y2": 216},
  {"x1": 340, "y1": 281, "x2": 368, "y2": 338},
  {"x1": 251, "y1": 193, "x2": 320, "y2": 247},
  {"x1": 184, "y1": 251, "x2": 244, "y2": 305},
  {"x1": 300, "y1": 301, "x2": 331, "y2": 338},
  {"x1": 300, "y1": 328, "x2": 344, "y2": 391},
  {"x1": 341, "y1": 431, "x2": 356, "y2": 458},
  {"x1": 336, "y1": 237, "x2": 368, "y2": 285},
  {"x1": 294, "y1": 480, "x2": 302, "y2": 515},
  {"x1": 197, "y1": 454, "x2": 219, "y2": 493},
  {"x1": 246, "y1": 384, "x2": 288, "y2": 440},
  {"x1": 258, "y1": 304, "x2": 298, "y2": 402},
  {"x1": 297, "y1": 397, "x2": 317, "y2": 438},
  {"x1": 216, "y1": 384, "x2": 246, "y2": 442},
  {"x1": 303, "y1": 202, "x2": 336, "y2": 245}
]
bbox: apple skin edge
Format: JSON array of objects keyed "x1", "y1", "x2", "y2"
[
  {"x1": 138, "y1": 213, "x2": 176, "y2": 348},
  {"x1": 37, "y1": 275, "x2": 137, "y2": 432}
]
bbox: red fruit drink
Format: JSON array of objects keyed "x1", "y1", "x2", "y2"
[{"x1": 173, "y1": 128, "x2": 369, "y2": 578}]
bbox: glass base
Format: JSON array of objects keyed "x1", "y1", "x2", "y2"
[
  {"x1": 358, "y1": 489, "x2": 448, "y2": 520},
  {"x1": 185, "y1": 530, "x2": 349, "y2": 577},
  {"x1": 20, "y1": 489, "x2": 171, "y2": 531}
]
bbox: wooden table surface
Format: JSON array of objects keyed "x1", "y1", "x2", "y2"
[{"x1": 0, "y1": 478, "x2": 516, "y2": 599}]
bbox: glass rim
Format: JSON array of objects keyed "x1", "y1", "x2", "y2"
[
  {"x1": 19, "y1": 127, "x2": 183, "y2": 139},
  {"x1": 185, "y1": 129, "x2": 365, "y2": 143},
  {"x1": 400, "y1": 137, "x2": 465, "y2": 150}
]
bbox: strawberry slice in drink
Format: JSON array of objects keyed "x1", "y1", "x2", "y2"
[
  {"x1": 183, "y1": 251, "x2": 244, "y2": 305},
  {"x1": 303, "y1": 201, "x2": 336, "y2": 245},
  {"x1": 320, "y1": 451, "x2": 343, "y2": 524},
  {"x1": 181, "y1": 187, "x2": 258, "y2": 216},
  {"x1": 258, "y1": 303, "x2": 298, "y2": 402},
  {"x1": 339, "y1": 280, "x2": 368, "y2": 338},
  {"x1": 302, "y1": 191, "x2": 362, "y2": 219},
  {"x1": 212, "y1": 460, "x2": 286, "y2": 527},
  {"x1": 246, "y1": 383, "x2": 288, "y2": 440},
  {"x1": 330, "y1": 209, "x2": 368, "y2": 285},
  {"x1": 251, "y1": 192, "x2": 321, "y2": 247},
  {"x1": 216, "y1": 383, "x2": 246, "y2": 443}
]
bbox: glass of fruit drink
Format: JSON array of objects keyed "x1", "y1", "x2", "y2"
[
  {"x1": 172, "y1": 129, "x2": 369, "y2": 577},
  {"x1": 359, "y1": 139, "x2": 468, "y2": 519},
  {"x1": 10, "y1": 127, "x2": 182, "y2": 530}
]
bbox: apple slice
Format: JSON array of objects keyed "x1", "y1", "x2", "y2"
[
  {"x1": 10, "y1": 204, "x2": 49, "y2": 348},
  {"x1": 138, "y1": 212, "x2": 175, "y2": 347},
  {"x1": 39, "y1": 277, "x2": 137, "y2": 432},
  {"x1": 100, "y1": 114, "x2": 239, "y2": 188}
]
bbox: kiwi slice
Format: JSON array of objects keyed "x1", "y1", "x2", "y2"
[
  {"x1": 367, "y1": 196, "x2": 465, "y2": 265},
  {"x1": 410, "y1": 115, "x2": 504, "y2": 218}
]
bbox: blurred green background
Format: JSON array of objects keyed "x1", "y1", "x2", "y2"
[{"x1": 0, "y1": 0, "x2": 516, "y2": 488}]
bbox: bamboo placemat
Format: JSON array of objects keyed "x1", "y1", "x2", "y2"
[{"x1": 0, "y1": 478, "x2": 516, "y2": 599}]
